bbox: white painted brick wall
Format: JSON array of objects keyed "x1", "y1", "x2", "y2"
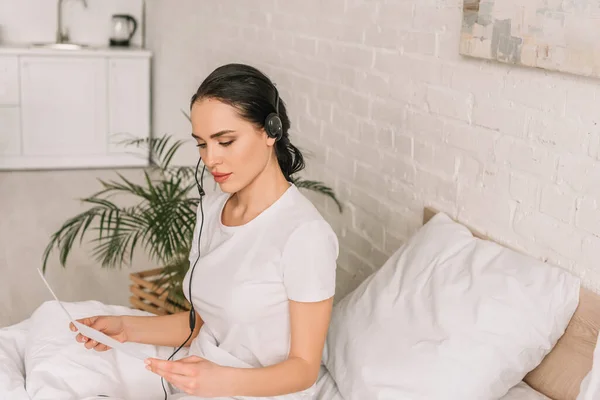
[
  {"x1": 509, "y1": 172, "x2": 540, "y2": 210},
  {"x1": 150, "y1": 0, "x2": 600, "y2": 298},
  {"x1": 576, "y1": 197, "x2": 600, "y2": 237},
  {"x1": 540, "y1": 184, "x2": 577, "y2": 224}
]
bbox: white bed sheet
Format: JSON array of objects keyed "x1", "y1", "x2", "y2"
[{"x1": 0, "y1": 300, "x2": 553, "y2": 400}]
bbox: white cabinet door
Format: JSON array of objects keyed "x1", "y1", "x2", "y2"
[
  {"x1": 0, "y1": 107, "x2": 21, "y2": 156},
  {"x1": 108, "y1": 58, "x2": 150, "y2": 157},
  {"x1": 19, "y1": 56, "x2": 107, "y2": 158},
  {"x1": 0, "y1": 56, "x2": 19, "y2": 105}
]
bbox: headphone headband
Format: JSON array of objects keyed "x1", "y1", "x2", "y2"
[{"x1": 213, "y1": 69, "x2": 283, "y2": 141}]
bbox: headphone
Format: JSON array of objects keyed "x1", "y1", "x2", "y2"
[
  {"x1": 264, "y1": 87, "x2": 283, "y2": 142},
  {"x1": 159, "y1": 76, "x2": 282, "y2": 399}
]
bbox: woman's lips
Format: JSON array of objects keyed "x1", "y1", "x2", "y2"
[{"x1": 212, "y1": 172, "x2": 232, "y2": 183}]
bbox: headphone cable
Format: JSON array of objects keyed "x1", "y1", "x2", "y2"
[{"x1": 161, "y1": 159, "x2": 206, "y2": 399}]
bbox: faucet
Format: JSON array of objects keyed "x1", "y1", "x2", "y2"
[{"x1": 56, "y1": 0, "x2": 88, "y2": 43}]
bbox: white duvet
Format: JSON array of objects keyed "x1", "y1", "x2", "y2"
[
  {"x1": 0, "y1": 300, "x2": 550, "y2": 400},
  {"x1": 1, "y1": 300, "x2": 175, "y2": 400}
]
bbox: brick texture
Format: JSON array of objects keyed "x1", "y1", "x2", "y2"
[{"x1": 149, "y1": 0, "x2": 600, "y2": 297}]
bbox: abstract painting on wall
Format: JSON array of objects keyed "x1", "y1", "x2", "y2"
[{"x1": 460, "y1": 0, "x2": 600, "y2": 79}]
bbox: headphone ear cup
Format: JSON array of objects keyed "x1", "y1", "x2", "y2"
[{"x1": 265, "y1": 113, "x2": 283, "y2": 141}]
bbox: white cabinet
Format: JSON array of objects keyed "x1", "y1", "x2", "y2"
[
  {"x1": 0, "y1": 107, "x2": 21, "y2": 156},
  {"x1": 0, "y1": 56, "x2": 19, "y2": 105},
  {"x1": 108, "y1": 58, "x2": 150, "y2": 157},
  {"x1": 20, "y1": 56, "x2": 108, "y2": 159},
  {"x1": 0, "y1": 56, "x2": 21, "y2": 157},
  {"x1": 0, "y1": 48, "x2": 151, "y2": 170}
]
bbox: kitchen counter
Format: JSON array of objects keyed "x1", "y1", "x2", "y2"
[{"x1": 0, "y1": 43, "x2": 152, "y2": 58}]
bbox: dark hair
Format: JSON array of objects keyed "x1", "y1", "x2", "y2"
[{"x1": 190, "y1": 63, "x2": 305, "y2": 182}]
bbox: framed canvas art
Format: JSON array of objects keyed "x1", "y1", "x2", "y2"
[{"x1": 460, "y1": 0, "x2": 600, "y2": 79}]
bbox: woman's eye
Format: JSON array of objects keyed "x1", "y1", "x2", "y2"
[{"x1": 196, "y1": 141, "x2": 233, "y2": 148}]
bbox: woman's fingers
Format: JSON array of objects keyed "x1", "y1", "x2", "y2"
[
  {"x1": 70, "y1": 317, "x2": 96, "y2": 338},
  {"x1": 76, "y1": 333, "x2": 89, "y2": 343},
  {"x1": 76, "y1": 333, "x2": 104, "y2": 350},
  {"x1": 70, "y1": 316, "x2": 111, "y2": 352},
  {"x1": 95, "y1": 343, "x2": 111, "y2": 352},
  {"x1": 73, "y1": 316, "x2": 98, "y2": 329},
  {"x1": 78, "y1": 336, "x2": 111, "y2": 351},
  {"x1": 75, "y1": 333, "x2": 96, "y2": 349},
  {"x1": 71, "y1": 317, "x2": 98, "y2": 342}
]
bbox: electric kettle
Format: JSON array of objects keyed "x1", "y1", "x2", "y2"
[{"x1": 109, "y1": 14, "x2": 137, "y2": 47}]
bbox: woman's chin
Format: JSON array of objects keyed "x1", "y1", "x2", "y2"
[
  {"x1": 216, "y1": 180, "x2": 237, "y2": 194},
  {"x1": 215, "y1": 175, "x2": 252, "y2": 194}
]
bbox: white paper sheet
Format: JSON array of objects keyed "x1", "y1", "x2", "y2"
[{"x1": 36, "y1": 268, "x2": 157, "y2": 361}]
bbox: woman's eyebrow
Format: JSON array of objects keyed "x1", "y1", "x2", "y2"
[{"x1": 191, "y1": 130, "x2": 236, "y2": 140}]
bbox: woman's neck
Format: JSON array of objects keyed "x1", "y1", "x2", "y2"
[{"x1": 228, "y1": 160, "x2": 290, "y2": 223}]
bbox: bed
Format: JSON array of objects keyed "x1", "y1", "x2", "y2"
[
  {"x1": 0, "y1": 313, "x2": 554, "y2": 400},
  {"x1": 1, "y1": 207, "x2": 599, "y2": 399}
]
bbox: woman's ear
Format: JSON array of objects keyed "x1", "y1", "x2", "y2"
[{"x1": 263, "y1": 128, "x2": 277, "y2": 147}]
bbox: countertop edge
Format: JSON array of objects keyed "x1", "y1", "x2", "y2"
[{"x1": 0, "y1": 44, "x2": 153, "y2": 58}]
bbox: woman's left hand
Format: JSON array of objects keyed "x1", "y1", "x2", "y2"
[{"x1": 145, "y1": 355, "x2": 226, "y2": 397}]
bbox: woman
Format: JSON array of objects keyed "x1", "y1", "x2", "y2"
[{"x1": 70, "y1": 63, "x2": 339, "y2": 399}]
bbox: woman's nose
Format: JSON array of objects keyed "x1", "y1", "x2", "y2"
[{"x1": 202, "y1": 146, "x2": 220, "y2": 167}]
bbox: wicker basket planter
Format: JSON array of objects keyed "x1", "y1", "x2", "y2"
[{"x1": 129, "y1": 267, "x2": 190, "y2": 315}]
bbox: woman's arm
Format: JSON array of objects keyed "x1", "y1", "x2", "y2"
[
  {"x1": 148, "y1": 298, "x2": 332, "y2": 397},
  {"x1": 124, "y1": 311, "x2": 203, "y2": 348},
  {"x1": 222, "y1": 356, "x2": 317, "y2": 396},
  {"x1": 224, "y1": 298, "x2": 332, "y2": 396}
]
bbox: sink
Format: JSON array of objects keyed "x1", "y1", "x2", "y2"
[{"x1": 31, "y1": 42, "x2": 88, "y2": 50}]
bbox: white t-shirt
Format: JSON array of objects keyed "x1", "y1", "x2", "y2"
[{"x1": 177, "y1": 183, "x2": 338, "y2": 399}]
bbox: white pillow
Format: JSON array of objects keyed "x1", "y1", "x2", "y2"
[
  {"x1": 501, "y1": 382, "x2": 550, "y2": 400},
  {"x1": 324, "y1": 212, "x2": 580, "y2": 400},
  {"x1": 577, "y1": 330, "x2": 600, "y2": 399}
]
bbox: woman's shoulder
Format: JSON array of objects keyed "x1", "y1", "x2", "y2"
[
  {"x1": 278, "y1": 185, "x2": 338, "y2": 243},
  {"x1": 283, "y1": 184, "x2": 332, "y2": 221}
]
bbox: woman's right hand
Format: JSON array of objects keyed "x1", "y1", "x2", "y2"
[{"x1": 69, "y1": 315, "x2": 128, "y2": 352}]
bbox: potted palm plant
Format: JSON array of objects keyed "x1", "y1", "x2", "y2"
[{"x1": 42, "y1": 133, "x2": 343, "y2": 315}]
